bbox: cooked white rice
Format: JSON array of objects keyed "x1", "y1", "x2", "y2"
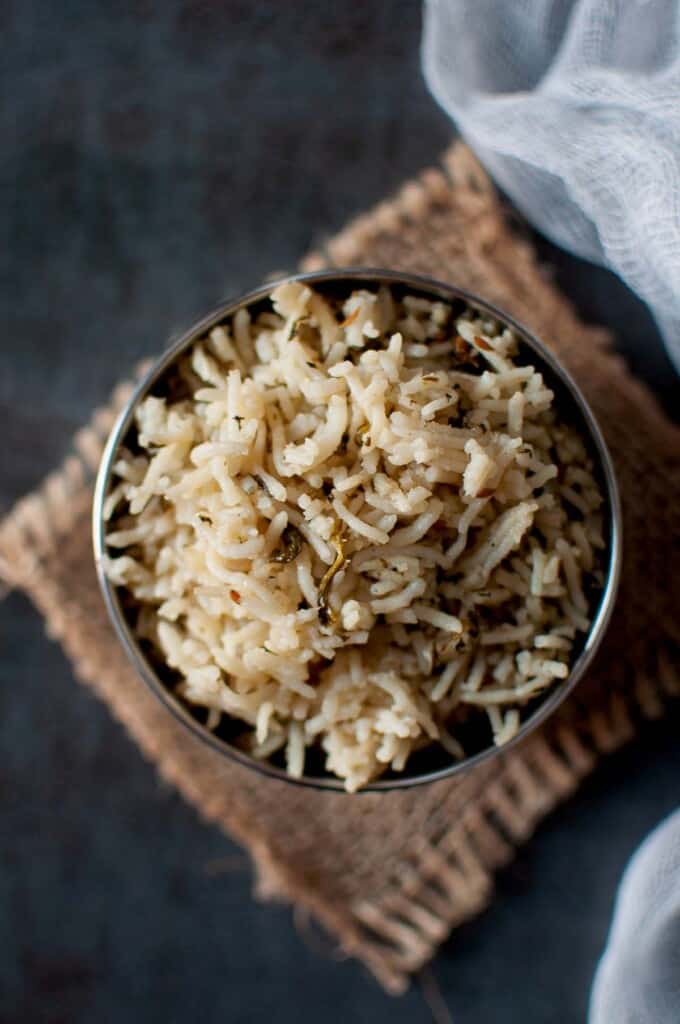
[{"x1": 104, "y1": 282, "x2": 605, "y2": 791}]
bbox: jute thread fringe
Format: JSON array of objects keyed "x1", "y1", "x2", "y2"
[{"x1": 1, "y1": 143, "x2": 678, "y2": 994}]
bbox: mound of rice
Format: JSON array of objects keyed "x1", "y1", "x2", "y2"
[{"x1": 104, "y1": 282, "x2": 605, "y2": 791}]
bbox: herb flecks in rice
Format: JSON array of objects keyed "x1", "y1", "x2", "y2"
[
  {"x1": 104, "y1": 283, "x2": 605, "y2": 792},
  {"x1": 270, "y1": 524, "x2": 304, "y2": 564},
  {"x1": 317, "y1": 525, "x2": 348, "y2": 627}
]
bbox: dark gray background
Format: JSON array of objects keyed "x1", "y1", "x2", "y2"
[{"x1": 2, "y1": 3, "x2": 679, "y2": 1022}]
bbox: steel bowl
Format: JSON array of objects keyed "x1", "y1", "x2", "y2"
[{"x1": 93, "y1": 269, "x2": 622, "y2": 791}]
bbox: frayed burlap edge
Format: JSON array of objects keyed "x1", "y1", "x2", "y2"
[{"x1": 2, "y1": 142, "x2": 678, "y2": 995}]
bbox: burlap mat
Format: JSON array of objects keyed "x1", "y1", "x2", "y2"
[{"x1": 2, "y1": 143, "x2": 679, "y2": 995}]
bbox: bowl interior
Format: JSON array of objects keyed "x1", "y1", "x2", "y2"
[{"x1": 93, "y1": 270, "x2": 621, "y2": 791}]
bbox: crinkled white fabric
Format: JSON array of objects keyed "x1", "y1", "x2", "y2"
[
  {"x1": 422, "y1": 0, "x2": 680, "y2": 371},
  {"x1": 589, "y1": 808, "x2": 680, "y2": 1024}
]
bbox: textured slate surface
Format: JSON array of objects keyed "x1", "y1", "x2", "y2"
[{"x1": 1, "y1": 3, "x2": 679, "y2": 1022}]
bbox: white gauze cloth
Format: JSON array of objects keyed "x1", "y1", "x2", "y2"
[
  {"x1": 589, "y1": 808, "x2": 680, "y2": 1024},
  {"x1": 422, "y1": 0, "x2": 680, "y2": 371}
]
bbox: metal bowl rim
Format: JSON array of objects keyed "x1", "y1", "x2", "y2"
[{"x1": 92, "y1": 267, "x2": 622, "y2": 792}]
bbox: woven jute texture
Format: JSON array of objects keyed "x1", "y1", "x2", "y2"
[{"x1": 2, "y1": 143, "x2": 679, "y2": 994}]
